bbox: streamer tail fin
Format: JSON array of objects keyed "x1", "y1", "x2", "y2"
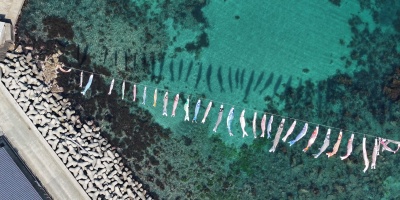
[
  {"x1": 242, "y1": 131, "x2": 248, "y2": 137},
  {"x1": 313, "y1": 153, "x2": 321, "y2": 158}
]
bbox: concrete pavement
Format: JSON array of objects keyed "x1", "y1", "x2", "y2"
[{"x1": 0, "y1": 0, "x2": 25, "y2": 59}]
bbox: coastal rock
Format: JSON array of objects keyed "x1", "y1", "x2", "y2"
[
  {"x1": 114, "y1": 164, "x2": 123, "y2": 174},
  {"x1": 9, "y1": 89, "x2": 21, "y2": 99},
  {"x1": 86, "y1": 169, "x2": 95, "y2": 181},
  {"x1": 58, "y1": 152, "x2": 69, "y2": 164},
  {"x1": 47, "y1": 138, "x2": 59, "y2": 150},
  {"x1": 93, "y1": 180, "x2": 104, "y2": 190},
  {"x1": 115, "y1": 186, "x2": 123, "y2": 197},
  {"x1": 25, "y1": 89, "x2": 35, "y2": 99},
  {"x1": 66, "y1": 156, "x2": 78, "y2": 168},
  {"x1": 107, "y1": 170, "x2": 118, "y2": 179},
  {"x1": 83, "y1": 124, "x2": 92, "y2": 133},
  {"x1": 19, "y1": 101, "x2": 30, "y2": 112},
  {"x1": 86, "y1": 182, "x2": 97, "y2": 193},
  {"x1": 9, "y1": 71, "x2": 22, "y2": 80},
  {"x1": 26, "y1": 52, "x2": 32, "y2": 62},
  {"x1": 15, "y1": 45, "x2": 23, "y2": 53},
  {"x1": 69, "y1": 166, "x2": 80, "y2": 177},
  {"x1": 17, "y1": 81, "x2": 28, "y2": 91},
  {"x1": 0, "y1": 48, "x2": 152, "y2": 199},
  {"x1": 78, "y1": 179, "x2": 90, "y2": 190},
  {"x1": 2, "y1": 76, "x2": 12, "y2": 87},
  {"x1": 114, "y1": 175, "x2": 123, "y2": 185},
  {"x1": 49, "y1": 97, "x2": 58, "y2": 106},
  {"x1": 66, "y1": 145, "x2": 77, "y2": 155},
  {"x1": 6, "y1": 52, "x2": 18, "y2": 60},
  {"x1": 55, "y1": 143, "x2": 67, "y2": 154},
  {"x1": 47, "y1": 118, "x2": 58, "y2": 129},
  {"x1": 16, "y1": 92, "x2": 28, "y2": 103},
  {"x1": 29, "y1": 114, "x2": 41, "y2": 125},
  {"x1": 81, "y1": 156, "x2": 94, "y2": 163},
  {"x1": 76, "y1": 169, "x2": 88, "y2": 181},
  {"x1": 108, "y1": 181, "x2": 118, "y2": 192},
  {"x1": 38, "y1": 126, "x2": 49, "y2": 136},
  {"x1": 127, "y1": 188, "x2": 136, "y2": 198},
  {"x1": 26, "y1": 105, "x2": 37, "y2": 115},
  {"x1": 45, "y1": 133, "x2": 57, "y2": 141}
]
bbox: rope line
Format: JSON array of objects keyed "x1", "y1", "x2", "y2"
[{"x1": 61, "y1": 66, "x2": 397, "y2": 142}]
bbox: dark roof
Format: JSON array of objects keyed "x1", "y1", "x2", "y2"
[{"x1": 0, "y1": 136, "x2": 50, "y2": 200}]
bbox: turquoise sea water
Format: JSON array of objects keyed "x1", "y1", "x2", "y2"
[{"x1": 16, "y1": 0, "x2": 400, "y2": 199}]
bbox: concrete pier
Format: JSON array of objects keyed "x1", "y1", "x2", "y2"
[
  {"x1": 1, "y1": 2, "x2": 88, "y2": 199},
  {"x1": 0, "y1": 0, "x2": 25, "y2": 59},
  {"x1": 0, "y1": 74, "x2": 89, "y2": 199}
]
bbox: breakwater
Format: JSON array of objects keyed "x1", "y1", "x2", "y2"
[{"x1": 0, "y1": 46, "x2": 151, "y2": 199}]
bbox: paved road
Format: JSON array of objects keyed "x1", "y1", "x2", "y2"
[{"x1": 0, "y1": 81, "x2": 89, "y2": 200}]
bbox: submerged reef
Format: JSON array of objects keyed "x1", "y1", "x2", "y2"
[
  {"x1": 328, "y1": 0, "x2": 341, "y2": 7},
  {"x1": 13, "y1": 0, "x2": 400, "y2": 199},
  {"x1": 42, "y1": 16, "x2": 74, "y2": 40},
  {"x1": 278, "y1": 11, "x2": 400, "y2": 136},
  {"x1": 16, "y1": 0, "x2": 209, "y2": 83},
  {"x1": 383, "y1": 67, "x2": 400, "y2": 101}
]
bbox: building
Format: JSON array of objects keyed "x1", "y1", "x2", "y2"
[{"x1": 0, "y1": 134, "x2": 50, "y2": 199}]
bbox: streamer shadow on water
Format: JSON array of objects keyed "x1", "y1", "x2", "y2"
[
  {"x1": 114, "y1": 50, "x2": 118, "y2": 66},
  {"x1": 195, "y1": 63, "x2": 203, "y2": 88},
  {"x1": 78, "y1": 45, "x2": 89, "y2": 67},
  {"x1": 235, "y1": 68, "x2": 239, "y2": 89},
  {"x1": 259, "y1": 72, "x2": 274, "y2": 95},
  {"x1": 228, "y1": 67, "x2": 233, "y2": 92},
  {"x1": 103, "y1": 47, "x2": 108, "y2": 64},
  {"x1": 240, "y1": 69, "x2": 245, "y2": 90},
  {"x1": 150, "y1": 56, "x2": 156, "y2": 82},
  {"x1": 253, "y1": 71, "x2": 265, "y2": 91},
  {"x1": 284, "y1": 76, "x2": 292, "y2": 89},
  {"x1": 178, "y1": 59, "x2": 183, "y2": 80},
  {"x1": 243, "y1": 70, "x2": 255, "y2": 103},
  {"x1": 274, "y1": 75, "x2": 283, "y2": 94},
  {"x1": 169, "y1": 60, "x2": 174, "y2": 81},
  {"x1": 217, "y1": 66, "x2": 225, "y2": 92},
  {"x1": 156, "y1": 58, "x2": 165, "y2": 84},
  {"x1": 206, "y1": 64, "x2": 213, "y2": 92},
  {"x1": 185, "y1": 61, "x2": 193, "y2": 82},
  {"x1": 124, "y1": 51, "x2": 129, "y2": 71}
]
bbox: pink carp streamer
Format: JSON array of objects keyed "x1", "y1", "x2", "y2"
[{"x1": 64, "y1": 69, "x2": 400, "y2": 171}]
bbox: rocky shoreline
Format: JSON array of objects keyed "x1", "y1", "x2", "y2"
[{"x1": 0, "y1": 46, "x2": 152, "y2": 200}]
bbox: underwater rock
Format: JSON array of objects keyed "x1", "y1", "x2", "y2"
[
  {"x1": 383, "y1": 68, "x2": 400, "y2": 101},
  {"x1": 42, "y1": 16, "x2": 74, "y2": 40}
]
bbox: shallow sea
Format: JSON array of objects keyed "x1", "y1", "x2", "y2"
[{"x1": 16, "y1": 0, "x2": 400, "y2": 199}]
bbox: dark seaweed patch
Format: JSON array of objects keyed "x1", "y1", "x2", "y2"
[
  {"x1": 190, "y1": 1, "x2": 207, "y2": 24},
  {"x1": 185, "y1": 32, "x2": 209, "y2": 53},
  {"x1": 42, "y1": 16, "x2": 74, "y2": 40},
  {"x1": 328, "y1": 0, "x2": 341, "y2": 7}
]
